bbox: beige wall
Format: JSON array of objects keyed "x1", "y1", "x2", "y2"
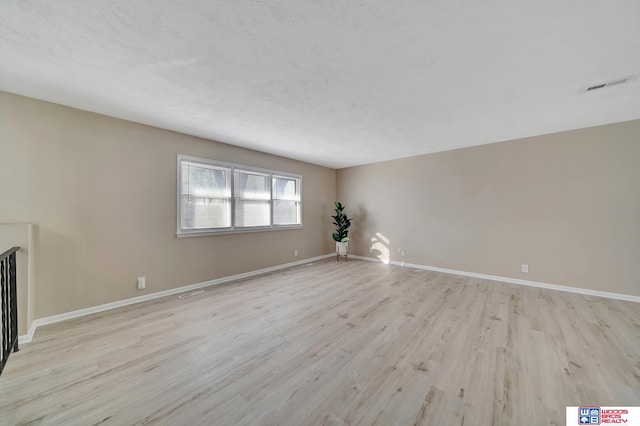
[
  {"x1": 338, "y1": 120, "x2": 640, "y2": 297},
  {"x1": 0, "y1": 91, "x2": 336, "y2": 319},
  {"x1": 2, "y1": 88, "x2": 637, "y2": 327}
]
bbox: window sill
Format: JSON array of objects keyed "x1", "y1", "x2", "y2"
[{"x1": 176, "y1": 224, "x2": 303, "y2": 238}]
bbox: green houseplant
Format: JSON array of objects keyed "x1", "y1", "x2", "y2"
[{"x1": 332, "y1": 201, "x2": 351, "y2": 255}]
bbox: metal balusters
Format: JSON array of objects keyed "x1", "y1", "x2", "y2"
[{"x1": 0, "y1": 247, "x2": 19, "y2": 376}]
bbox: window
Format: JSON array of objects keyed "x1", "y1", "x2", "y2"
[
  {"x1": 273, "y1": 175, "x2": 300, "y2": 225},
  {"x1": 234, "y1": 170, "x2": 271, "y2": 227},
  {"x1": 177, "y1": 155, "x2": 302, "y2": 235},
  {"x1": 180, "y1": 162, "x2": 231, "y2": 230}
]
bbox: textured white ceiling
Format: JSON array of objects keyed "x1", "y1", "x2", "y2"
[{"x1": 1, "y1": 1, "x2": 639, "y2": 168}]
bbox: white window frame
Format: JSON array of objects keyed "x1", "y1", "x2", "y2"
[{"x1": 177, "y1": 155, "x2": 303, "y2": 237}]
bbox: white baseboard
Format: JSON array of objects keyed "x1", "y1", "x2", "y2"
[
  {"x1": 349, "y1": 255, "x2": 640, "y2": 304},
  {"x1": 18, "y1": 253, "x2": 334, "y2": 344},
  {"x1": 19, "y1": 252, "x2": 638, "y2": 345}
]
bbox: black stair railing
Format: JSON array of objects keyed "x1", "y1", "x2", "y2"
[{"x1": 0, "y1": 247, "x2": 19, "y2": 376}]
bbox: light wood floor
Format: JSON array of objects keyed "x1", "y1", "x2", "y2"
[{"x1": 1, "y1": 260, "x2": 639, "y2": 425}]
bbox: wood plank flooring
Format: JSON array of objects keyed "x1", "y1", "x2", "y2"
[{"x1": 1, "y1": 260, "x2": 639, "y2": 425}]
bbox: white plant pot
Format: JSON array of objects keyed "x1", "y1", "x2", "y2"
[{"x1": 336, "y1": 241, "x2": 348, "y2": 255}]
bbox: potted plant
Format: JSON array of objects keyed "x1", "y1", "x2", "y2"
[{"x1": 332, "y1": 201, "x2": 351, "y2": 256}]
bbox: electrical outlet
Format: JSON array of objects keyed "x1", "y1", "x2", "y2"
[
  {"x1": 521, "y1": 264, "x2": 528, "y2": 273},
  {"x1": 137, "y1": 276, "x2": 146, "y2": 290},
  {"x1": 294, "y1": 249, "x2": 298, "y2": 257}
]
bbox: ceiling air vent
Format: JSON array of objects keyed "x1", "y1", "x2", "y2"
[
  {"x1": 586, "y1": 83, "x2": 607, "y2": 91},
  {"x1": 584, "y1": 74, "x2": 638, "y2": 92}
]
